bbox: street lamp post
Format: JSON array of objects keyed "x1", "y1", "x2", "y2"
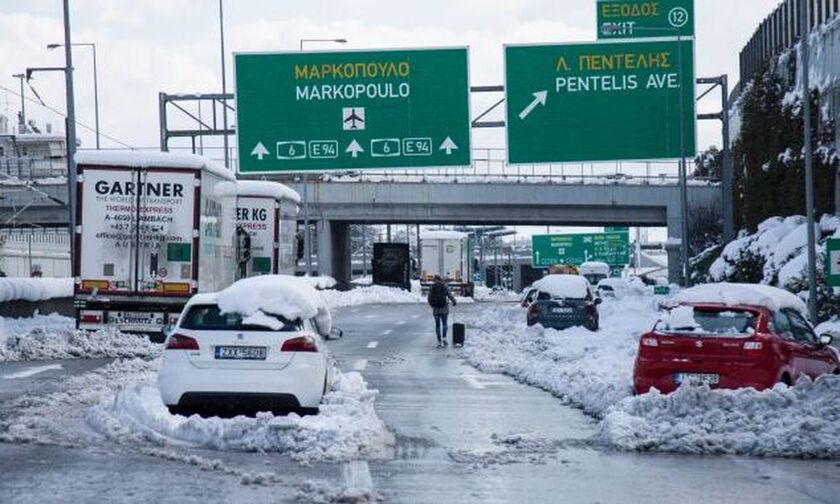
[
  {"x1": 48, "y1": 42, "x2": 99, "y2": 149},
  {"x1": 298, "y1": 37, "x2": 347, "y2": 276},
  {"x1": 800, "y1": 0, "x2": 818, "y2": 322}
]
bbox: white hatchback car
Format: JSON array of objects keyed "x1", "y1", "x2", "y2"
[{"x1": 158, "y1": 292, "x2": 336, "y2": 416}]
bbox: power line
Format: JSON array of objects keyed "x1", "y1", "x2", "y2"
[{"x1": 0, "y1": 84, "x2": 134, "y2": 149}]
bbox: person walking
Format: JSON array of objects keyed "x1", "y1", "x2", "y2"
[{"x1": 427, "y1": 275, "x2": 457, "y2": 347}]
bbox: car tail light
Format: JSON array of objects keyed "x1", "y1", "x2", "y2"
[
  {"x1": 528, "y1": 304, "x2": 540, "y2": 317},
  {"x1": 166, "y1": 333, "x2": 199, "y2": 350},
  {"x1": 641, "y1": 337, "x2": 659, "y2": 347},
  {"x1": 281, "y1": 335, "x2": 318, "y2": 352},
  {"x1": 743, "y1": 341, "x2": 763, "y2": 350},
  {"x1": 79, "y1": 311, "x2": 103, "y2": 324}
]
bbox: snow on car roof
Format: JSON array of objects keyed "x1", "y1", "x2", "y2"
[
  {"x1": 580, "y1": 261, "x2": 610, "y2": 270},
  {"x1": 419, "y1": 230, "x2": 468, "y2": 240},
  {"x1": 213, "y1": 275, "x2": 332, "y2": 336},
  {"x1": 215, "y1": 180, "x2": 301, "y2": 204},
  {"x1": 75, "y1": 150, "x2": 235, "y2": 181},
  {"x1": 673, "y1": 282, "x2": 807, "y2": 315},
  {"x1": 533, "y1": 274, "x2": 589, "y2": 299}
]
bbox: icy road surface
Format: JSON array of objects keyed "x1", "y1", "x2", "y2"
[{"x1": 1, "y1": 301, "x2": 840, "y2": 503}]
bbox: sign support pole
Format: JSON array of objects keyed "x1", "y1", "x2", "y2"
[
  {"x1": 800, "y1": 0, "x2": 818, "y2": 322},
  {"x1": 677, "y1": 34, "x2": 690, "y2": 287},
  {"x1": 303, "y1": 176, "x2": 312, "y2": 276}
]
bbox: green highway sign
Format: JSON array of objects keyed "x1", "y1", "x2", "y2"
[
  {"x1": 235, "y1": 48, "x2": 471, "y2": 173},
  {"x1": 597, "y1": 0, "x2": 694, "y2": 39},
  {"x1": 505, "y1": 38, "x2": 696, "y2": 164},
  {"x1": 531, "y1": 232, "x2": 630, "y2": 268},
  {"x1": 827, "y1": 238, "x2": 840, "y2": 287}
]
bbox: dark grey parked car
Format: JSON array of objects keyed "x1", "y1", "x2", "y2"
[{"x1": 526, "y1": 275, "x2": 601, "y2": 331}]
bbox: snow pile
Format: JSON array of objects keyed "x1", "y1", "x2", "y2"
[
  {"x1": 707, "y1": 215, "x2": 837, "y2": 289},
  {"x1": 216, "y1": 275, "x2": 332, "y2": 336},
  {"x1": 86, "y1": 370, "x2": 395, "y2": 464},
  {"x1": 597, "y1": 375, "x2": 840, "y2": 459},
  {"x1": 460, "y1": 295, "x2": 658, "y2": 417},
  {"x1": 462, "y1": 295, "x2": 840, "y2": 459},
  {"x1": 673, "y1": 282, "x2": 808, "y2": 315},
  {"x1": 659, "y1": 305, "x2": 699, "y2": 331},
  {"x1": 319, "y1": 285, "x2": 424, "y2": 309},
  {"x1": 0, "y1": 277, "x2": 73, "y2": 302},
  {"x1": 0, "y1": 315, "x2": 159, "y2": 362},
  {"x1": 472, "y1": 285, "x2": 521, "y2": 303},
  {"x1": 0, "y1": 358, "x2": 157, "y2": 445}
]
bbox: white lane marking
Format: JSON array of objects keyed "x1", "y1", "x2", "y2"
[
  {"x1": 341, "y1": 460, "x2": 373, "y2": 492},
  {"x1": 395, "y1": 320, "x2": 406, "y2": 326},
  {"x1": 364, "y1": 314, "x2": 378, "y2": 319},
  {"x1": 350, "y1": 308, "x2": 360, "y2": 313},
  {"x1": 461, "y1": 374, "x2": 486, "y2": 390},
  {"x1": 411, "y1": 314, "x2": 421, "y2": 319},
  {"x1": 3, "y1": 364, "x2": 63, "y2": 380},
  {"x1": 381, "y1": 329, "x2": 393, "y2": 336},
  {"x1": 367, "y1": 341, "x2": 379, "y2": 349},
  {"x1": 352, "y1": 359, "x2": 368, "y2": 372}
]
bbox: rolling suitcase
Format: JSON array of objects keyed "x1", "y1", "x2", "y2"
[{"x1": 452, "y1": 322, "x2": 465, "y2": 347}]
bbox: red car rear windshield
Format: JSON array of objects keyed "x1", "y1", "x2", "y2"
[{"x1": 658, "y1": 307, "x2": 758, "y2": 337}]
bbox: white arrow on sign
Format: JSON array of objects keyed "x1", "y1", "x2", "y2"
[
  {"x1": 439, "y1": 137, "x2": 458, "y2": 155},
  {"x1": 250, "y1": 142, "x2": 269, "y2": 161},
  {"x1": 346, "y1": 139, "x2": 364, "y2": 158},
  {"x1": 518, "y1": 90, "x2": 548, "y2": 120}
]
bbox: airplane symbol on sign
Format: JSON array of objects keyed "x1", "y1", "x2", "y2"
[{"x1": 343, "y1": 107, "x2": 365, "y2": 130}]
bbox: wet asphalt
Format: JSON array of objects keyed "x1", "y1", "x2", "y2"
[{"x1": 0, "y1": 301, "x2": 839, "y2": 503}]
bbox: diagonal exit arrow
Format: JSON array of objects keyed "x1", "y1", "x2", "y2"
[{"x1": 519, "y1": 90, "x2": 548, "y2": 120}]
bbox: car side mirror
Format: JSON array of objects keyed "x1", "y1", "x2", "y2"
[
  {"x1": 819, "y1": 333, "x2": 834, "y2": 347},
  {"x1": 330, "y1": 327, "x2": 344, "y2": 339}
]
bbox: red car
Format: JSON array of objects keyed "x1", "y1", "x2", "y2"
[{"x1": 634, "y1": 302, "x2": 840, "y2": 394}]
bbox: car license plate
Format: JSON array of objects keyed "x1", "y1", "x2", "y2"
[
  {"x1": 214, "y1": 346, "x2": 267, "y2": 360},
  {"x1": 552, "y1": 307, "x2": 574, "y2": 314},
  {"x1": 674, "y1": 373, "x2": 720, "y2": 386}
]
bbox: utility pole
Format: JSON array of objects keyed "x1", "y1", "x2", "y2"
[
  {"x1": 720, "y1": 75, "x2": 734, "y2": 241},
  {"x1": 800, "y1": 0, "x2": 818, "y2": 322},
  {"x1": 218, "y1": 0, "x2": 229, "y2": 169},
  {"x1": 63, "y1": 0, "x2": 78, "y2": 279}
]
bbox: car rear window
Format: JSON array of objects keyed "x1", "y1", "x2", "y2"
[
  {"x1": 658, "y1": 306, "x2": 757, "y2": 337},
  {"x1": 181, "y1": 305, "x2": 299, "y2": 331}
]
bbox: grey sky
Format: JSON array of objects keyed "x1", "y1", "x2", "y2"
[{"x1": 1, "y1": 0, "x2": 780, "y2": 155}]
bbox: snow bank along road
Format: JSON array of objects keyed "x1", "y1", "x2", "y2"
[{"x1": 1, "y1": 300, "x2": 840, "y2": 503}]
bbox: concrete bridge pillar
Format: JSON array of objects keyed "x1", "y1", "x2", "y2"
[{"x1": 316, "y1": 219, "x2": 351, "y2": 286}]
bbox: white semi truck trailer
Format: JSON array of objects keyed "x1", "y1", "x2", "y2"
[
  {"x1": 216, "y1": 180, "x2": 301, "y2": 279},
  {"x1": 419, "y1": 230, "x2": 474, "y2": 296},
  {"x1": 74, "y1": 151, "x2": 237, "y2": 334}
]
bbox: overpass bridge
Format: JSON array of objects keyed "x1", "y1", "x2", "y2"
[{"x1": 0, "y1": 176, "x2": 721, "y2": 284}]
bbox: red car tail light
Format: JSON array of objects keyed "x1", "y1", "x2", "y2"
[
  {"x1": 641, "y1": 337, "x2": 659, "y2": 347},
  {"x1": 166, "y1": 333, "x2": 199, "y2": 350},
  {"x1": 528, "y1": 304, "x2": 540, "y2": 317},
  {"x1": 281, "y1": 335, "x2": 318, "y2": 352}
]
